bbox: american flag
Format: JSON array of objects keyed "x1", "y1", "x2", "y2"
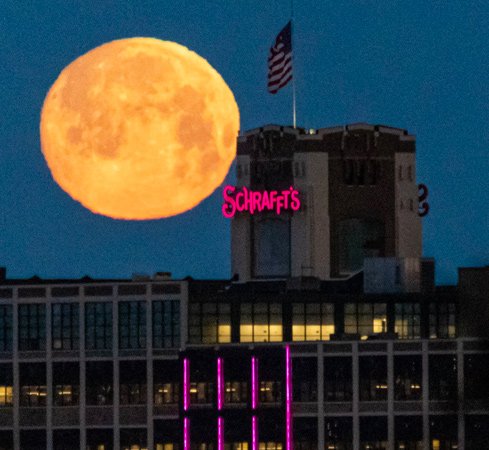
[{"x1": 268, "y1": 21, "x2": 293, "y2": 94}]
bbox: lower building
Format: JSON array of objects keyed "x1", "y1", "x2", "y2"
[{"x1": 0, "y1": 265, "x2": 488, "y2": 449}]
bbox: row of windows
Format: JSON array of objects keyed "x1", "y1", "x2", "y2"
[
  {"x1": 0, "y1": 301, "x2": 179, "y2": 351},
  {"x1": 189, "y1": 302, "x2": 456, "y2": 344},
  {"x1": 0, "y1": 301, "x2": 457, "y2": 351},
  {"x1": 2, "y1": 352, "x2": 487, "y2": 408}
]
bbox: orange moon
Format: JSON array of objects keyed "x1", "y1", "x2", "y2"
[{"x1": 40, "y1": 38, "x2": 240, "y2": 220}]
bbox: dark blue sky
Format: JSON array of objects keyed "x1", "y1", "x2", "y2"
[{"x1": 1, "y1": 1, "x2": 488, "y2": 284}]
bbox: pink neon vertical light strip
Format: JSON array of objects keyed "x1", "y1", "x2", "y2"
[
  {"x1": 252, "y1": 415, "x2": 258, "y2": 450},
  {"x1": 218, "y1": 416, "x2": 224, "y2": 450},
  {"x1": 217, "y1": 357, "x2": 224, "y2": 410},
  {"x1": 183, "y1": 358, "x2": 190, "y2": 411},
  {"x1": 285, "y1": 345, "x2": 293, "y2": 450},
  {"x1": 184, "y1": 417, "x2": 190, "y2": 450},
  {"x1": 251, "y1": 356, "x2": 258, "y2": 409}
]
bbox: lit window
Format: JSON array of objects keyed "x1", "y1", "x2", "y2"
[
  {"x1": 225, "y1": 381, "x2": 248, "y2": 403},
  {"x1": 259, "y1": 381, "x2": 281, "y2": 403},
  {"x1": 154, "y1": 383, "x2": 179, "y2": 405},
  {"x1": 0, "y1": 386, "x2": 13, "y2": 406},
  {"x1": 258, "y1": 443, "x2": 283, "y2": 450},
  {"x1": 292, "y1": 303, "x2": 334, "y2": 341},
  {"x1": 189, "y1": 302, "x2": 230, "y2": 344},
  {"x1": 240, "y1": 303, "x2": 282, "y2": 343},
  {"x1": 53, "y1": 362, "x2": 79, "y2": 406},
  {"x1": 345, "y1": 303, "x2": 386, "y2": 338}
]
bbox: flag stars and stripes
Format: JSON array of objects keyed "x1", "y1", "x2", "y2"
[{"x1": 268, "y1": 21, "x2": 293, "y2": 94}]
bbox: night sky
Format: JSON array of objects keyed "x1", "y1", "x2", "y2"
[{"x1": 1, "y1": 1, "x2": 488, "y2": 284}]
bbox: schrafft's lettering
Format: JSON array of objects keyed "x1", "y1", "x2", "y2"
[{"x1": 222, "y1": 185, "x2": 301, "y2": 218}]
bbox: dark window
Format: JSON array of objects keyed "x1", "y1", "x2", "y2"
[
  {"x1": 189, "y1": 302, "x2": 230, "y2": 344},
  {"x1": 20, "y1": 430, "x2": 46, "y2": 450},
  {"x1": 53, "y1": 429, "x2": 79, "y2": 450},
  {"x1": 325, "y1": 417, "x2": 353, "y2": 450},
  {"x1": 85, "y1": 302, "x2": 112, "y2": 350},
  {"x1": 19, "y1": 363, "x2": 46, "y2": 407},
  {"x1": 53, "y1": 362, "x2": 79, "y2": 406},
  {"x1": 395, "y1": 416, "x2": 423, "y2": 450},
  {"x1": 153, "y1": 300, "x2": 180, "y2": 348},
  {"x1": 324, "y1": 357, "x2": 352, "y2": 401},
  {"x1": 85, "y1": 285, "x2": 113, "y2": 296},
  {"x1": 87, "y1": 429, "x2": 113, "y2": 450},
  {"x1": 343, "y1": 159, "x2": 355, "y2": 185},
  {"x1": 118, "y1": 284, "x2": 146, "y2": 295},
  {"x1": 429, "y1": 303, "x2": 456, "y2": 339},
  {"x1": 240, "y1": 302, "x2": 282, "y2": 343},
  {"x1": 120, "y1": 360, "x2": 146, "y2": 405},
  {"x1": 339, "y1": 219, "x2": 384, "y2": 273},
  {"x1": 360, "y1": 356, "x2": 387, "y2": 401},
  {"x1": 0, "y1": 431, "x2": 13, "y2": 450},
  {"x1": 292, "y1": 303, "x2": 334, "y2": 341},
  {"x1": 395, "y1": 303, "x2": 421, "y2": 339},
  {"x1": 119, "y1": 301, "x2": 146, "y2": 349},
  {"x1": 430, "y1": 415, "x2": 457, "y2": 450},
  {"x1": 51, "y1": 286, "x2": 79, "y2": 297},
  {"x1": 465, "y1": 354, "x2": 489, "y2": 400},
  {"x1": 120, "y1": 428, "x2": 147, "y2": 450},
  {"x1": 429, "y1": 355, "x2": 457, "y2": 401},
  {"x1": 466, "y1": 415, "x2": 489, "y2": 450},
  {"x1": 394, "y1": 356, "x2": 422, "y2": 401},
  {"x1": 18, "y1": 304, "x2": 46, "y2": 351},
  {"x1": 0, "y1": 306, "x2": 12, "y2": 351},
  {"x1": 154, "y1": 360, "x2": 179, "y2": 405},
  {"x1": 253, "y1": 217, "x2": 290, "y2": 278},
  {"x1": 294, "y1": 418, "x2": 317, "y2": 450},
  {"x1": 367, "y1": 160, "x2": 379, "y2": 185},
  {"x1": 345, "y1": 303, "x2": 387, "y2": 338},
  {"x1": 0, "y1": 364, "x2": 13, "y2": 406},
  {"x1": 152, "y1": 284, "x2": 180, "y2": 295},
  {"x1": 52, "y1": 303, "x2": 79, "y2": 350},
  {"x1": 18, "y1": 288, "x2": 45, "y2": 298},
  {"x1": 360, "y1": 416, "x2": 387, "y2": 450},
  {"x1": 86, "y1": 361, "x2": 113, "y2": 405},
  {"x1": 154, "y1": 420, "x2": 180, "y2": 450},
  {"x1": 293, "y1": 358, "x2": 317, "y2": 402}
]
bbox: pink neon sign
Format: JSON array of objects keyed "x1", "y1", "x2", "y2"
[
  {"x1": 184, "y1": 417, "x2": 190, "y2": 450},
  {"x1": 183, "y1": 358, "x2": 190, "y2": 411},
  {"x1": 218, "y1": 416, "x2": 224, "y2": 450},
  {"x1": 251, "y1": 357, "x2": 258, "y2": 410},
  {"x1": 285, "y1": 345, "x2": 293, "y2": 450},
  {"x1": 217, "y1": 357, "x2": 224, "y2": 410},
  {"x1": 222, "y1": 185, "x2": 301, "y2": 218},
  {"x1": 252, "y1": 415, "x2": 258, "y2": 450}
]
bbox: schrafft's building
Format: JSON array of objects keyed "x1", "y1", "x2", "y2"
[{"x1": 0, "y1": 124, "x2": 488, "y2": 450}]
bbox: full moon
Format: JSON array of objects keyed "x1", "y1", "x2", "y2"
[{"x1": 40, "y1": 38, "x2": 240, "y2": 220}]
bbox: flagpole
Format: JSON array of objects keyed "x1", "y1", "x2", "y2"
[{"x1": 291, "y1": 0, "x2": 297, "y2": 128}]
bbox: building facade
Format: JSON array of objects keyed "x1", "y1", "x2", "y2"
[{"x1": 0, "y1": 124, "x2": 488, "y2": 450}]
